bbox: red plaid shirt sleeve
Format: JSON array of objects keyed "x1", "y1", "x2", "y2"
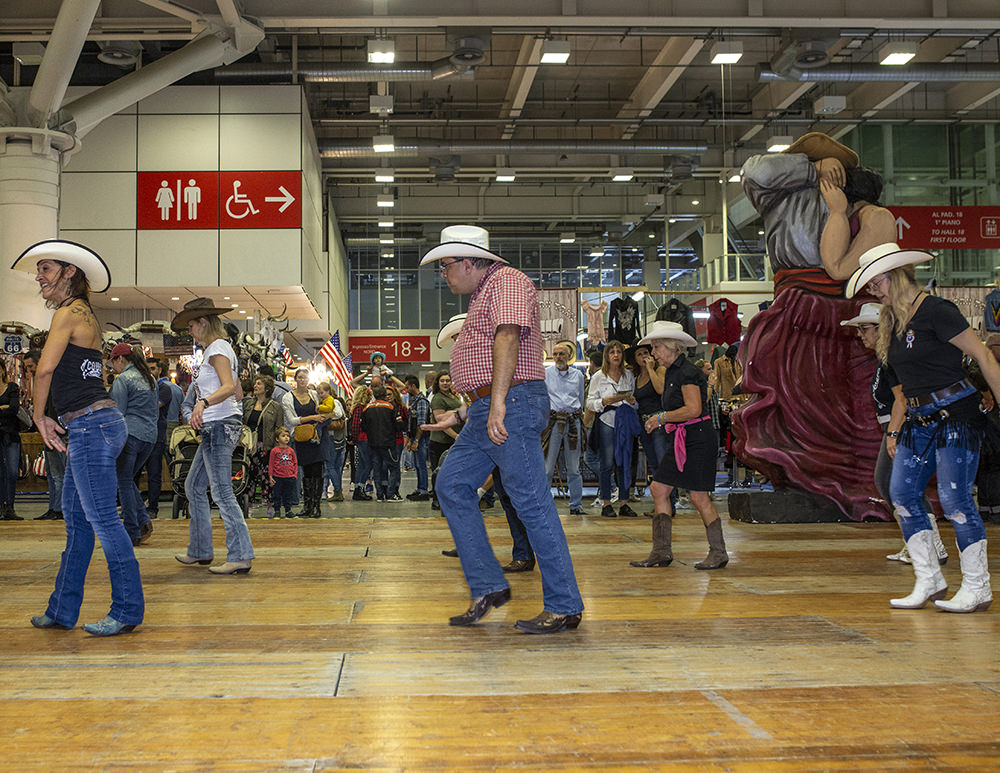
[{"x1": 450, "y1": 264, "x2": 546, "y2": 392}]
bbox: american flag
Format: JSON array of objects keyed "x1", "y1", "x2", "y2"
[{"x1": 320, "y1": 332, "x2": 354, "y2": 393}]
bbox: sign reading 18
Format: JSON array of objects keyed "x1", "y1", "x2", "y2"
[{"x1": 389, "y1": 340, "x2": 412, "y2": 358}]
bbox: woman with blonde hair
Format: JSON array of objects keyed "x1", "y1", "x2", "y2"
[
  {"x1": 585, "y1": 339, "x2": 637, "y2": 518},
  {"x1": 348, "y1": 384, "x2": 373, "y2": 500},
  {"x1": 171, "y1": 298, "x2": 254, "y2": 574},
  {"x1": 847, "y1": 243, "x2": 1000, "y2": 612}
]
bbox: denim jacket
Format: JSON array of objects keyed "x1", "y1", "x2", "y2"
[{"x1": 110, "y1": 364, "x2": 158, "y2": 443}]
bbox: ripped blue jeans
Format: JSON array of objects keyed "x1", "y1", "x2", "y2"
[{"x1": 890, "y1": 392, "x2": 985, "y2": 551}]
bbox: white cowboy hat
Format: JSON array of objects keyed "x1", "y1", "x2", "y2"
[
  {"x1": 419, "y1": 224, "x2": 509, "y2": 266},
  {"x1": 637, "y1": 320, "x2": 698, "y2": 348},
  {"x1": 845, "y1": 242, "x2": 934, "y2": 299},
  {"x1": 436, "y1": 313, "x2": 467, "y2": 348},
  {"x1": 840, "y1": 302, "x2": 883, "y2": 327},
  {"x1": 12, "y1": 239, "x2": 112, "y2": 293}
]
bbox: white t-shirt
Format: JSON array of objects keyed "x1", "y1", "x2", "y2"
[
  {"x1": 586, "y1": 370, "x2": 636, "y2": 428},
  {"x1": 194, "y1": 339, "x2": 241, "y2": 422}
]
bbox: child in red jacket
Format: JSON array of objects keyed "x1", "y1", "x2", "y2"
[{"x1": 269, "y1": 427, "x2": 298, "y2": 518}]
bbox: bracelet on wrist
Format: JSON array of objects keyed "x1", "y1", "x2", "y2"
[{"x1": 886, "y1": 430, "x2": 900, "y2": 439}]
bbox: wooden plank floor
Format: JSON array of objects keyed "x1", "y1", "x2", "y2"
[{"x1": 2, "y1": 497, "x2": 999, "y2": 771}]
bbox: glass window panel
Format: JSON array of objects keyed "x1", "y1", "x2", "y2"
[
  {"x1": 398, "y1": 273, "x2": 420, "y2": 329},
  {"x1": 419, "y1": 270, "x2": 440, "y2": 329},
  {"x1": 358, "y1": 272, "x2": 378, "y2": 329},
  {"x1": 380, "y1": 271, "x2": 400, "y2": 329}
]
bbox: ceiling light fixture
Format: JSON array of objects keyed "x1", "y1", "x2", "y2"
[
  {"x1": 879, "y1": 41, "x2": 917, "y2": 66},
  {"x1": 691, "y1": 199, "x2": 700, "y2": 205},
  {"x1": 589, "y1": 246, "x2": 604, "y2": 257},
  {"x1": 111, "y1": 297, "x2": 119, "y2": 302},
  {"x1": 559, "y1": 233, "x2": 576, "y2": 244},
  {"x1": 540, "y1": 39, "x2": 571, "y2": 64},
  {"x1": 231, "y1": 303, "x2": 239, "y2": 308},
  {"x1": 171, "y1": 296, "x2": 180, "y2": 301},
  {"x1": 727, "y1": 171, "x2": 742, "y2": 183},
  {"x1": 495, "y1": 168, "x2": 516, "y2": 182},
  {"x1": 367, "y1": 39, "x2": 395, "y2": 64},
  {"x1": 766, "y1": 135, "x2": 793, "y2": 152},
  {"x1": 377, "y1": 192, "x2": 395, "y2": 207},
  {"x1": 379, "y1": 237, "x2": 395, "y2": 245},
  {"x1": 372, "y1": 134, "x2": 395, "y2": 153},
  {"x1": 612, "y1": 167, "x2": 634, "y2": 182},
  {"x1": 374, "y1": 169, "x2": 395, "y2": 183},
  {"x1": 378, "y1": 219, "x2": 394, "y2": 228},
  {"x1": 632, "y1": 291, "x2": 645, "y2": 301},
  {"x1": 710, "y1": 41, "x2": 743, "y2": 65}
]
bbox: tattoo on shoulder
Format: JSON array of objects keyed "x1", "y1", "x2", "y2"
[{"x1": 68, "y1": 301, "x2": 102, "y2": 336}]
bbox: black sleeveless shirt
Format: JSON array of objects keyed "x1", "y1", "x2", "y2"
[{"x1": 52, "y1": 342, "x2": 109, "y2": 416}]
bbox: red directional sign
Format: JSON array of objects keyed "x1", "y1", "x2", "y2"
[
  {"x1": 350, "y1": 335, "x2": 431, "y2": 363},
  {"x1": 137, "y1": 170, "x2": 301, "y2": 229},
  {"x1": 137, "y1": 172, "x2": 219, "y2": 229},
  {"x1": 220, "y1": 171, "x2": 301, "y2": 229},
  {"x1": 887, "y1": 205, "x2": 1000, "y2": 250}
]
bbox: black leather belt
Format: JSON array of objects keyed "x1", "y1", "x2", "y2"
[{"x1": 905, "y1": 380, "x2": 972, "y2": 409}]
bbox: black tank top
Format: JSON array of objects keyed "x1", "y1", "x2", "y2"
[
  {"x1": 634, "y1": 378, "x2": 661, "y2": 416},
  {"x1": 52, "y1": 342, "x2": 109, "y2": 416}
]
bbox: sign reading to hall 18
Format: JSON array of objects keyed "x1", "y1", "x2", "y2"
[
  {"x1": 137, "y1": 171, "x2": 301, "y2": 229},
  {"x1": 887, "y1": 205, "x2": 1000, "y2": 250},
  {"x1": 350, "y1": 336, "x2": 431, "y2": 363}
]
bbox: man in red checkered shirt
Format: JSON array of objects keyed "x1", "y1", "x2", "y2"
[{"x1": 420, "y1": 225, "x2": 583, "y2": 635}]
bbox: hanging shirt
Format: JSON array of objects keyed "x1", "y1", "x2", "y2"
[
  {"x1": 707, "y1": 298, "x2": 741, "y2": 345},
  {"x1": 580, "y1": 299, "x2": 608, "y2": 344},
  {"x1": 608, "y1": 296, "x2": 640, "y2": 345},
  {"x1": 985, "y1": 288, "x2": 1000, "y2": 333},
  {"x1": 655, "y1": 298, "x2": 696, "y2": 338}
]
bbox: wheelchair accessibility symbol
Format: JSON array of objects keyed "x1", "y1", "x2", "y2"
[{"x1": 225, "y1": 180, "x2": 259, "y2": 219}]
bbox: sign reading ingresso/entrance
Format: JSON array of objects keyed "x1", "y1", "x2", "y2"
[
  {"x1": 137, "y1": 171, "x2": 301, "y2": 230},
  {"x1": 349, "y1": 335, "x2": 431, "y2": 363},
  {"x1": 887, "y1": 205, "x2": 1000, "y2": 250}
]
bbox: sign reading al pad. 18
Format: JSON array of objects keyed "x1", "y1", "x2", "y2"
[
  {"x1": 349, "y1": 336, "x2": 431, "y2": 363},
  {"x1": 887, "y1": 205, "x2": 1000, "y2": 250},
  {"x1": 137, "y1": 171, "x2": 301, "y2": 229}
]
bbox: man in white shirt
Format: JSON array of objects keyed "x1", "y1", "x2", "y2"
[{"x1": 543, "y1": 341, "x2": 586, "y2": 514}]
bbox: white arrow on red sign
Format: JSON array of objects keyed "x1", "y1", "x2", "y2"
[
  {"x1": 265, "y1": 185, "x2": 296, "y2": 213},
  {"x1": 414, "y1": 343, "x2": 427, "y2": 354}
]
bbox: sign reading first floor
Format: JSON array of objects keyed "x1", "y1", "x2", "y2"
[
  {"x1": 887, "y1": 205, "x2": 1000, "y2": 250},
  {"x1": 349, "y1": 335, "x2": 431, "y2": 364}
]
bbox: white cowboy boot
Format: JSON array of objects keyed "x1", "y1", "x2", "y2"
[
  {"x1": 935, "y1": 540, "x2": 992, "y2": 613},
  {"x1": 890, "y1": 530, "x2": 948, "y2": 609},
  {"x1": 929, "y1": 517, "x2": 948, "y2": 565},
  {"x1": 886, "y1": 543, "x2": 911, "y2": 563}
]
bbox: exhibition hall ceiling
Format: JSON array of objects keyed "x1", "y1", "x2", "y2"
[{"x1": 3, "y1": 1, "x2": 1000, "y2": 244}]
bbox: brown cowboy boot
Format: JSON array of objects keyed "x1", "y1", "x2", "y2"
[
  {"x1": 694, "y1": 518, "x2": 729, "y2": 570},
  {"x1": 630, "y1": 513, "x2": 673, "y2": 567}
]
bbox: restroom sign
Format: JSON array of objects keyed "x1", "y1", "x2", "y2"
[
  {"x1": 137, "y1": 171, "x2": 301, "y2": 229},
  {"x1": 137, "y1": 172, "x2": 219, "y2": 229}
]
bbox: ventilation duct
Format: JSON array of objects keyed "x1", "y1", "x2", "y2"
[
  {"x1": 320, "y1": 139, "x2": 709, "y2": 158},
  {"x1": 759, "y1": 63, "x2": 1000, "y2": 83},
  {"x1": 215, "y1": 58, "x2": 472, "y2": 83},
  {"x1": 97, "y1": 40, "x2": 142, "y2": 68}
]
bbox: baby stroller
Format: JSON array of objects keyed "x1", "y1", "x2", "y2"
[{"x1": 168, "y1": 424, "x2": 254, "y2": 518}]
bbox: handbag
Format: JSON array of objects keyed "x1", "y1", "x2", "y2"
[
  {"x1": 32, "y1": 453, "x2": 46, "y2": 479},
  {"x1": 17, "y1": 405, "x2": 33, "y2": 431},
  {"x1": 293, "y1": 423, "x2": 316, "y2": 443}
]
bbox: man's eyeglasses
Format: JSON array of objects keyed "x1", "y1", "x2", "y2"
[{"x1": 439, "y1": 258, "x2": 468, "y2": 274}]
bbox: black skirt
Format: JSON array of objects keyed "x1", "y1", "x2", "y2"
[{"x1": 651, "y1": 418, "x2": 716, "y2": 492}]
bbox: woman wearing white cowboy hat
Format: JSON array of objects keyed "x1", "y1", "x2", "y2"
[
  {"x1": 630, "y1": 321, "x2": 729, "y2": 570},
  {"x1": 840, "y1": 302, "x2": 948, "y2": 566},
  {"x1": 13, "y1": 240, "x2": 144, "y2": 636},
  {"x1": 847, "y1": 242, "x2": 1000, "y2": 612}
]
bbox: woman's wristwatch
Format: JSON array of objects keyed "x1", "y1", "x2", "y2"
[
  {"x1": 886, "y1": 430, "x2": 900, "y2": 439},
  {"x1": 201, "y1": 398, "x2": 210, "y2": 409}
]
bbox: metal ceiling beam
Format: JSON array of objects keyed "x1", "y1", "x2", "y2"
[
  {"x1": 499, "y1": 36, "x2": 543, "y2": 140},
  {"x1": 946, "y1": 82, "x2": 1000, "y2": 114},
  {"x1": 617, "y1": 37, "x2": 704, "y2": 140}
]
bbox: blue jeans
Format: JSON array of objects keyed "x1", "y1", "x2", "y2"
[
  {"x1": 413, "y1": 436, "x2": 429, "y2": 493},
  {"x1": 354, "y1": 440, "x2": 371, "y2": 488},
  {"x1": 597, "y1": 420, "x2": 625, "y2": 502},
  {"x1": 437, "y1": 381, "x2": 583, "y2": 614},
  {"x1": 144, "y1": 436, "x2": 166, "y2": 512},
  {"x1": 544, "y1": 415, "x2": 583, "y2": 509},
  {"x1": 890, "y1": 391, "x2": 986, "y2": 551},
  {"x1": 370, "y1": 446, "x2": 393, "y2": 498},
  {"x1": 46, "y1": 407, "x2": 143, "y2": 627},
  {"x1": 45, "y1": 448, "x2": 66, "y2": 512},
  {"x1": 325, "y1": 444, "x2": 346, "y2": 493},
  {"x1": 184, "y1": 418, "x2": 255, "y2": 562},
  {"x1": 272, "y1": 477, "x2": 296, "y2": 511},
  {"x1": 494, "y1": 467, "x2": 533, "y2": 561},
  {"x1": 116, "y1": 434, "x2": 153, "y2": 542},
  {"x1": 0, "y1": 437, "x2": 19, "y2": 505},
  {"x1": 387, "y1": 445, "x2": 401, "y2": 495},
  {"x1": 639, "y1": 425, "x2": 669, "y2": 479}
]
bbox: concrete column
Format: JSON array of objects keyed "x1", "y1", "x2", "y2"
[{"x1": 0, "y1": 128, "x2": 77, "y2": 328}]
